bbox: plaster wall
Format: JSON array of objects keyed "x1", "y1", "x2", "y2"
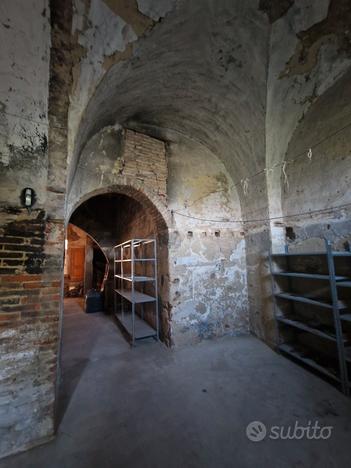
[
  {"x1": 266, "y1": 0, "x2": 351, "y2": 227},
  {"x1": 0, "y1": 0, "x2": 50, "y2": 206}
]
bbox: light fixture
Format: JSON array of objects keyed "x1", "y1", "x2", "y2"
[{"x1": 21, "y1": 187, "x2": 36, "y2": 213}]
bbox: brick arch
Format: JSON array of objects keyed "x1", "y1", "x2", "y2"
[{"x1": 66, "y1": 179, "x2": 171, "y2": 234}]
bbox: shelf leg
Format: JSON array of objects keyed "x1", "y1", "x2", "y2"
[
  {"x1": 326, "y1": 240, "x2": 350, "y2": 396},
  {"x1": 154, "y1": 239, "x2": 159, "y2": 341},
  {"x1": 268, "y1": 247, "x2": 280, "y2": 347},
  {"x1": 132, "y1": 302, "x2": 135, "y2": 347}
]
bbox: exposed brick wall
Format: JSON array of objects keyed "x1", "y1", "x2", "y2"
[
  {"x1": 122, "y1": 129, "x2": 167, "y2": 200},
  {"x1": 0, "y1": 210, "x2": 46, "y2": 275},
  {"x1": 0, "y1": 208, "x2": 62, "y2": 456}
]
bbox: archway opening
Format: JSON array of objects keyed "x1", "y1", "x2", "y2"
[
  {"x1": 65, "y1": 190, "x2": 170, "y2": 342},
  {"x1": 57, "y1": 189, "x2": 170, "y2": 428},
  {"x1": 64, "y1": 224, "x2": 108, "y2": 299}
]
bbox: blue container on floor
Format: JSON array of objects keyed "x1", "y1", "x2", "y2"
[{"x1": 85, "y1": 289, "x2": 103, "y2": 313}]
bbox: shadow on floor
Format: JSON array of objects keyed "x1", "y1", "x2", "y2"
[{"x1": 55, "y1": 298, "x2": 101, "y2": 430}]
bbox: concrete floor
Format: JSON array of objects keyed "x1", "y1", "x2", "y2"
[{"x1": 2, "y1": 298, "x2": 351, "y2": 468}]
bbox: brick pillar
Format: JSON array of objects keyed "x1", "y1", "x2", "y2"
[{"x1": 0, "y1": 208, "x2": 63, "y2": 455}]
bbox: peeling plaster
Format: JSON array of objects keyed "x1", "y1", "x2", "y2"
[
  {"x1": 68, "y1": 0, "x2": 269, "y2": 192},
  {"x1": 266, "y1": 0, "x2": 351, "y2": 220},
  {"x1": 280, "y1": 0, "x2": 351, "y2": 78},
  {"x1": 103, "y1": 0, "x2": 154, "y2": 36},
  {"x1": 0, "y1": 0, "x2": 49, "y2": 206}
]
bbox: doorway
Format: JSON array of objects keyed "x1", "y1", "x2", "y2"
[
  {"x1": 58, "y1": 190, "x2": 170, "y2": 429},
  {"x1": 64, "y1": 223, "x2": 108, "y2": 299}
]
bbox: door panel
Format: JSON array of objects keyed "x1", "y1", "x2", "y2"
[{"x1": 69, "y1": 247, "x2": 85, "y2": 281}]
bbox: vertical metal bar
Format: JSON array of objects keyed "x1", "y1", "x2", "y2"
[
  {"x1": 326, "y1": 240, "x2": 349, "y2": 395},
  {"x1": 121, "y1": 245, "x2": 124, "y2": 321},
  {"x1": 131, "y1": 239, "x2": 135, "y2": 346},
  {"x1": 113, "y1": 246, "x2": 116, "y2": 316},
  {"x1": 154, "y1": 238, "x2": 159, "y2": 341},
  {"x1": 268, "y1": 247, "x2": 280, "y2": 346},
  {"x1": 142, "y1": 240, "x2": 145, "y2": 319},
  {"x1": 284, "y1": 244, "x2": 294, "y2": 318}
]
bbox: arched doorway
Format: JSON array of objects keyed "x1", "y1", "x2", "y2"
[
  {"x1": 57, "y1": 188, "x2": 170, "y2": 428},
  {"x1": 66, "y1": 189, "x2": 170, "y2": 344}
]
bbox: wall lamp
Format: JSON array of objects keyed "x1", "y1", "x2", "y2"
[{"x1": 21, "y1": 187, "x2": 36, "y2": 213}]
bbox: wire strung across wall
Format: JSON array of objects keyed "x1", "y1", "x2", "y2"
[
  {"x1": 171, "y1": 201, "x2": 351, "y2": 225},
  {"x1": 235, "y1": 117, "x2": 351, "y2": 195},
  {"x1": 66, "y1": 117, "x2": 351, "y2": 226},
  {"x1": 173, "y1": 117, "x2": 351, "y2": 223}
]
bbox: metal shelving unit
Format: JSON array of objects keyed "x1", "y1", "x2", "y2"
[
  {"x1": 269, "y1": 239, "x2": 351, "y2": 395},
  {"x1": 113, "y1": 239, "x2": 159, "y2": 346}
]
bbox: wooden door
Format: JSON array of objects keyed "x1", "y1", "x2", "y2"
[{"x1": 69, "y1": 247, "x2": 85, "y2": 281}]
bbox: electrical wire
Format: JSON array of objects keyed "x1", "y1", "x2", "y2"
[
  {"x1": 171, "y1": 201, "x2": 351, "y2": 224},
  {"x1": 232, "y1": 117, "x2": 351, "y2": 190}
]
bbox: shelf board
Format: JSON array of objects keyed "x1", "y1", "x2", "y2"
[
  {"x1": 273, "y1": 272, "x2": 348, "y2": 281},
  {"x1": 115, "y1": 275, "x2": 155, "y2": 282},
  {"x1": 341, "y1": 314, "x2": 351, "y2": 323},
  {"x1": 113, "y1": 239, "x2": 155, "y2": 248},
  {"x1": 337, "y1": 281, "x2": 351, "y2": 288},
  {"x1": 278, "y1": 344, "x2": 340, "y2": 382},
  {"x1": 115, "y1": 312, "x2": 157, "y2": 340},
  {"x1": 277, "y1": 317, "x2": 339, "y2": 342},
  {"x1": 275, "y1": 292, "x2": 347, "y2": 310},
  {"x1": 115, "y1": 258, "x2": 156, "y2": 263},
  {"x1": 114, "y1": 289, "x2": 156, "y2": 304},
  {"x1": 272, "y1": 252, "x2": 326, "y2": 257},
  {"x1": 271, "y1": 251, "x2": 351, "y2": 257}
]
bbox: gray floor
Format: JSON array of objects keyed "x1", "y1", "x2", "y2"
[{"x1": 2, "y1": 298, "x2": 351, "y2": 468}]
